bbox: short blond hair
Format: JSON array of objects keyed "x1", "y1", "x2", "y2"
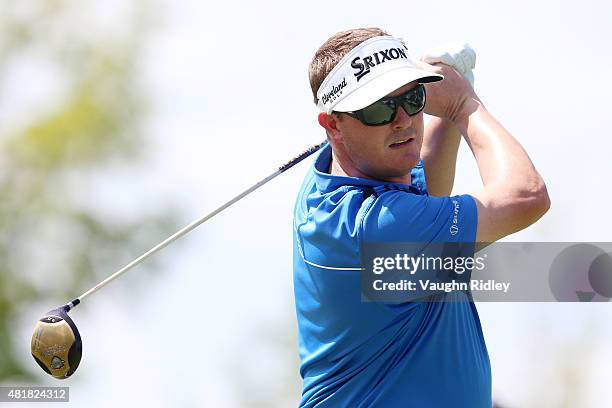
[{"x1": 308, "y1": 27, "x2": 389, "y2": 105}]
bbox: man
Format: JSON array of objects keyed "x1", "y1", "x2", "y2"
[{"x1": 293, "y1": 28, "x2": 550, "y2": 407}]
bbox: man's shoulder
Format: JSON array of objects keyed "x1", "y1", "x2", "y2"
[
  {"x1": 296, "y1": 181, "x2": 373, "y2": 225},
  {"x1": 362, "y1": 191, "x2": 478, "y2": 243},
  {"x1": 296, "y1": 181, "x2": 434, "y2": 241}
]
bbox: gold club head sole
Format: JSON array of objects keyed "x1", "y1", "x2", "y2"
[{"x1": 31, "y1": 307, "x2": 82, "y2": 379}]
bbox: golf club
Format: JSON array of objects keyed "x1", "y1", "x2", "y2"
[{"x1": 31, "y1": 140, "x2": 327, "y2": 379}]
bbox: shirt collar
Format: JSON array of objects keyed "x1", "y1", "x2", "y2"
[{"x1": 313, "y1": 143, "x2": 425, "y2": 195}]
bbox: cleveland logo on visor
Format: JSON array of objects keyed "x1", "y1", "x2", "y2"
[
  {"x1": 321, "y1": 78, "x2": 347, "y2": 105},
  {"x1": 316, "y1": 36, "x2": 443, "y2": 114}
]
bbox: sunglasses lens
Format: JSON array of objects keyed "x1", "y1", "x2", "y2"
[
  {"x1": 359, "y1": 100, "x2": 396, "y2": 125},
  {"x1": 401, "y1": 85, "x2": 426, "y2": 115},
  {"x1": 347, "y1": 84, "x2": 426, "y2": 126}
]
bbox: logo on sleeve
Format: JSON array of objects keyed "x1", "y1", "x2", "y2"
[{"x1": 450, "y1": 199, "x2": 460, "y2": 236}]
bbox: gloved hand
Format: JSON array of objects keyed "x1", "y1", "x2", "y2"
[{"x1": 421, "y1": 43, "x2": 476, "y2": 88}]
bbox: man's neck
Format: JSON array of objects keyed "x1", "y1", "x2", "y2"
[{"x1": 328, "y1": 153, "x2": 412, "y2": 185}]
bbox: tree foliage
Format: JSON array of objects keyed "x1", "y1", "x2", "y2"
[{"x1": 0, "y1": 0, "x2": 175, "y2": 381}]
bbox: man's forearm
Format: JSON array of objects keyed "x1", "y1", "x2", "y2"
[
  {"x1": 456, "y1": 99, "x2": 550, "y2": 242},
  {"x1": 456, "y1": 100, "x2": 542, "y2": 190},
  {"x1": 420, "y1": 116, "x2": 462, "y2": 196}
]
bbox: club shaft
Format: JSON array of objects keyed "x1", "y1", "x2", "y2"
[{"x1": 68, "y1": 140, "x2": 327, "y2": 310}]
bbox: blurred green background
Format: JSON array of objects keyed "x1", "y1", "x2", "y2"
[
  {"x1": 0, "y1": 0, "x2": 176, "y2": 381},
  {"x1": 1, "y1": 1, "x2": 611, "y2": 407}
]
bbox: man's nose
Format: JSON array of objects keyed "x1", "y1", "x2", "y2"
[{"x1": 391, "y1": 106, "x2": 413, "y2": 129}]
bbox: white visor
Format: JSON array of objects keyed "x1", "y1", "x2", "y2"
[{"x1": 316, "y1": 36, "x2": 443, "y2": 114}]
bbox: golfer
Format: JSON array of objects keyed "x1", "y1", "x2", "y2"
[{"x1": 293, "y1": 28, "x2": 550, "y2": 407}]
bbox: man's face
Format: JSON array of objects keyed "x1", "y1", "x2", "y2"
[{"x1": 331, "y1": 81, "x2": 424, "y2": 183}]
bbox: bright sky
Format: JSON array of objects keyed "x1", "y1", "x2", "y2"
[{"x1": 6, "y1": 0, "x2": 612, "y2": 407}]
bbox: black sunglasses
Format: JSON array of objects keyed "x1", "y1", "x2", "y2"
[{"x1": 340, "y1": 84, "x2": 426, "y2": 126}]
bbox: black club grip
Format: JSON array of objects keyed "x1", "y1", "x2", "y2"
[{"x1": 278, "y1": 140, "x2": 327, "y2": 172}]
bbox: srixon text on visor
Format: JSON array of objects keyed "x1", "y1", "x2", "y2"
[
  {"x1": 352, "y1": 45, "x2": 409, "y2": 81},
  {"x1": 320, "y1": 45, "x2": 410, "y2": 106}
]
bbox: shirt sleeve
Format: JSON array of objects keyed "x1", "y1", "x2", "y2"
[{"x1": 360, "y1": 191, "x2": 478, "y2": 244}]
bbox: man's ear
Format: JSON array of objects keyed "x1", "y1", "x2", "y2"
[{"x1": 318, "y1": 113, "x2": 341, "y2": 138}]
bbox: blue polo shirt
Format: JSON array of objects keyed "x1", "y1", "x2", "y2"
[{"x1": 293, "y1": 143, "x2": 491, "y2": 407}]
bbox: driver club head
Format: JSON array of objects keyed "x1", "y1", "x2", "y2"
[{"x1": 31, "y1": 306, "x2": 82, "y2": 379}]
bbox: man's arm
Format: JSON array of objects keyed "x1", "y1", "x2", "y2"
[
  {"x1": 418, "y1": 44, "x2": 475, "y2": 197},
  {"x1": 457, "y1": 100, "x2": 550, "y2": 243},
  {"x1": 420, "y1": 117, "x2": 461, "y2": 197},
  {"x1": 423, "y1": 63, "x2": 550, "y2": 244}
]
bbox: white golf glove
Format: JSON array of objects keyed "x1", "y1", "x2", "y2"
[{"x1": 421, "y1": 43, "x2": 476, "y2": 88}]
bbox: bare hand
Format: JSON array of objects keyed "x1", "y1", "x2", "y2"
[{"x1": 418, "y1": 61, "x2": 481, "y2": 123}]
